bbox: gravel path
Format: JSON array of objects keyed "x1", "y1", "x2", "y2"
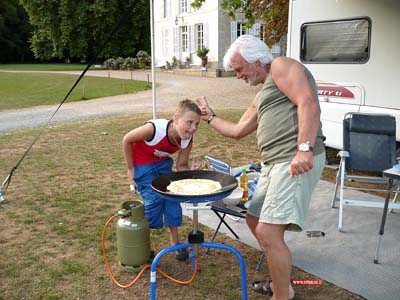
[{"x1": 0, "y1": 70, "x2": 259, "y2": 132}]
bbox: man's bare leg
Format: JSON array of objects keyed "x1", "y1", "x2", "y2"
[{"x1": 253, "y1": 221, "x2": 295, "y2": 300}]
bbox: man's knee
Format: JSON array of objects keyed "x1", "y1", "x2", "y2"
[{"x1": 254, "y1": 223, "x2": 286, "y2": 249}]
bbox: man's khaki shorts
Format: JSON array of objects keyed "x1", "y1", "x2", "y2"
[{"x1": 247, "y1": 152, "x2": 325, "y2": 231}]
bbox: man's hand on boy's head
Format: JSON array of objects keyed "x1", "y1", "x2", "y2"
[{"x1": 196, "y1": 96, "x2": 215, "y2": 121}]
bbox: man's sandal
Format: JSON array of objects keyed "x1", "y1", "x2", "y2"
[
  {"x1": 251, "y1": 280, "x2": 295, "y2": 299},
  {"x1": 251, "y1": 280, "x2": 273, "y2": 296}
]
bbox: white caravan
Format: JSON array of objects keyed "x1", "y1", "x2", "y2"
[{"x1": 287, "y1": 0, "x2": 400, "y2": 152}]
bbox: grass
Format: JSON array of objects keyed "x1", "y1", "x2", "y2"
[
  {"x1": 0, "y1": 72, "x2": 151, "y2": 111},
  {"x1": 0, "y1": 111, "x2": 365, "y2": 300}
]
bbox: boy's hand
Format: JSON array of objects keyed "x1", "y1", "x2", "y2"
[{"x1": 191, "y1": 156, "x2": 202, "y2": 170}]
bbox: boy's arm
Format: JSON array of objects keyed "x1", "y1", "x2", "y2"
[
  {"x1": 175, "y1": 142, "x2": 192, "y2": 171},
  {"x1": 122, "y1": 123, "x2": 154, "y2": 181}
]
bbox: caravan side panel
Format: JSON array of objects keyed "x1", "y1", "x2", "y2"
[{"x1": 288, "y1": 0, "x2": 400, "y2": 149}]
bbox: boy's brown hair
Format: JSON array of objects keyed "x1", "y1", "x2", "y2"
[{"x1": 174, "y1": 99, "x2": 201, "y2": 116}]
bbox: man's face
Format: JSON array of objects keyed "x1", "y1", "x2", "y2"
[{"x1": 230, "y1": 52, "x2": 259, "y2": 86}]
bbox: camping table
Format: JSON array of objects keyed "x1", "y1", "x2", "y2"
[
  {"x1": 374, "y1": 167, "x2": 400, "y2": 264},
  {"x1": 208, "y1": 200, "x2": 247, "y2": 241},
  {"x1": 207, "y1": 169, "x2": 260, "y2": 244},
  {"x1": 207, "y1": 200, "x2": 266, "y2": 272}
]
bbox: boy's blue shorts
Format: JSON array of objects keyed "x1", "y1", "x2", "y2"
[{"x1": 134, "y1": 159, "x2": 182, "y2": 229}]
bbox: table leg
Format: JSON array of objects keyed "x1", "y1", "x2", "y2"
[
  {"x1": 374, "y1": 179, "x2": 393, "y2": 264},
  {"x1": 212, "y1": 211, "x2": 241, "y2": 239}
]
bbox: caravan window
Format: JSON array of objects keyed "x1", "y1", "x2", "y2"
[{"x1": 300, "y1": 18, "x2": 370, "y2": 63}]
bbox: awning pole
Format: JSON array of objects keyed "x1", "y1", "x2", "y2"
[{"x1": 150, "y1": 0, "x2": 157, "y2": 119}]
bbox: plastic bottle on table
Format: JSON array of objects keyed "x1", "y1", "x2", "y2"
[{"x1": 240, "y1": 168, "x2": 249, "y2": 202}]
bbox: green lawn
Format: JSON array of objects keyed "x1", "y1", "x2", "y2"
[
  {"x1": 0, "y1": 72, "x2": 151, "y2": 111},
  {"x1": 0, "y1": 111, "x2": 364, "y2": 300}
]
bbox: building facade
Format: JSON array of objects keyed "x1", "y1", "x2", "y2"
[{"x1": 154, "y1": 0, "x2": 283, "y2": 70}]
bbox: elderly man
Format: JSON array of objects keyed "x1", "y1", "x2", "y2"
[{"x1": 197, "y1": 35, "x2": 325, "y2": 300}]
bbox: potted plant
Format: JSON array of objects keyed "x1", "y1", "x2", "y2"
[
  {"x1": 137, "y1": 50, "x2": 150, "y2": 69},
  {"x1": 171, "y1": 56, "x2": 177, "y2": 67},
  {"x1": 197, "y1": 47, "x2": 209, "y2": 67},
  {"x1": 103, "y1": 58, "x2": 116, "y2": 70}
]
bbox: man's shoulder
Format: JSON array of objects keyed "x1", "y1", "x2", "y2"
[
  {"x1": 271, "y1": 56, "x2": 299, "y2": 69},
  {"x1": 270, "y1": 57, "x2": 305, "y2": 83}
]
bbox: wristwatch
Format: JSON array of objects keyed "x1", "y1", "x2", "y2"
[
  {"x1": 207, "y1": 114, "x2": 216, "y2": 124},
  {"x1": 298, "y1": 141, "x2": 314, "y2": 152}
]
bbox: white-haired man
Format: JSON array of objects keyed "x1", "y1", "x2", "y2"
[{"x1": 197, "y1": 35, "x2": 326, "y2": 300}]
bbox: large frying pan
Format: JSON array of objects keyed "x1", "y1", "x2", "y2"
[{"x1": 151, "y1": 170, "x2": 238, "y2": 203}]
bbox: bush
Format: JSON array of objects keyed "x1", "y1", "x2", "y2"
[
  {"x1": 115, "y1": 57, "x2": 125, "y2": 69},
  {"x1": 123, "y1": 57, "x2": 138, "y2": 70}
]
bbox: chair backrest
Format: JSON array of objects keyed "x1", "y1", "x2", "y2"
[
  {"x1": 204, "y1": 155, "x2": 231, "y2": 175},
  {"x1": 343, "y1": 112, "x2": 396, "y2": 172}
]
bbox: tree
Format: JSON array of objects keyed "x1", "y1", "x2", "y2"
[
  {"x1": 192, "y1": 0, "x2": 289, "y2": 47},
  {"x1": 19, "y1": 0, "x2": 151, "y2": 61},
  {"x1": 0, "y1": 0, "x2": 33, "y2": 63}
]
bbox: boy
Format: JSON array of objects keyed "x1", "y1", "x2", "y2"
[{"x1": 122, "y1": 99, "x2": 202, "y2": 260}]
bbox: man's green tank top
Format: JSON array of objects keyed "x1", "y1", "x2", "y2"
[{"x1": 255, "y1": 67, "x2": 325, "y2": 164}]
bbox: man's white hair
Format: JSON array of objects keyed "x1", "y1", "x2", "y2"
[{"x1": 223, "y1": 35, "x2": 274, "y2": 71}]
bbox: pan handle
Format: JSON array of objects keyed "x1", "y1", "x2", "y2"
[{"x1": 219, "y1": 182, "x2": 238, "y2": 193}]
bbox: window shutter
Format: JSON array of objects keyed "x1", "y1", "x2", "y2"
[
  {"x1": 162, "y1": 29, "x2": 170, "y2": 57},
  {"x1": 231, "y1": 21, "x2": 237, "y2": 43},
  {"x1": 162, "y1": 30, "x2": 165, "y2": 56},
  {"x1": 160, "y1": 0, "x2": 164, "y2": 18},
  {"x1": 254, "y1": 23, "x2": 261, "y2": 38},
  {"x1": 203, "y1": 22, "x2": 209, "y2": 48},
  {"x1": 166, "y1": 29, "x2": 170, "y2": 57},
  {"x1": 188, "y1": 0, "x2": 192, "y2": 13},
  {"x1": 189, "y1": 25, "x2": 195, "y2": 53},
  {"x1": 173, "y1": 27, "x2": 179, "y2": 57},
  {"x1": 165, "y1": 0, "x2": 170, "y2": 18},
  {"x1": 248, "y1": 24, "x2": 255, "y2": 36}
]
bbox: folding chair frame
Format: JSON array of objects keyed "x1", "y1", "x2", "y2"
[{"x1": 330, "y1": 113, "x2": 400, "y2": 231}]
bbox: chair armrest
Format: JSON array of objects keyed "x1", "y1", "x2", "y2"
[{"x1": 338, "y1": 151, "x2": 349, "y2": 158}]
